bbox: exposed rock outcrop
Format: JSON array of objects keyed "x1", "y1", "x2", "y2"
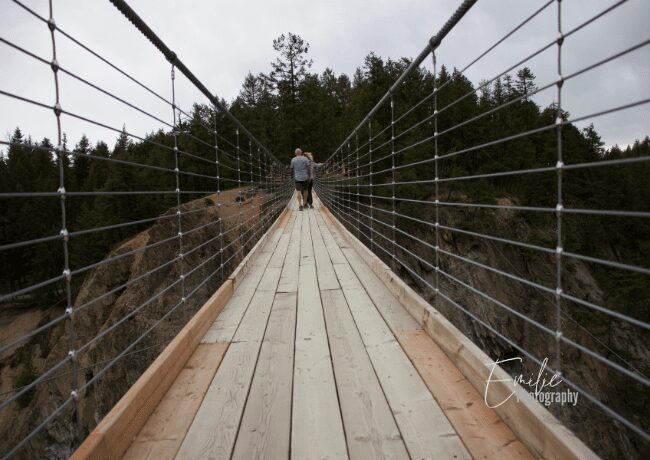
[{"x1": 0, "y1": 188, "x2": 274, "y2": 459}]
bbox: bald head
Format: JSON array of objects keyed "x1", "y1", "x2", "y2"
[{"x1": 294, "y1": 148, "x2": 302, "y2": 156}]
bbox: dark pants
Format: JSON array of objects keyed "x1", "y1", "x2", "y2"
[
  {"x1": 295, "y1": 179, "x2": 309, "y2": 205},
  {"x1": 306, "y1": 179, "x2": 314, "y2": 205}
]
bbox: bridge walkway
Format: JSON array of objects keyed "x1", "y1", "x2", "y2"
[{"x1": 122, "y1": 197, "x2": 532, "y2": 460}]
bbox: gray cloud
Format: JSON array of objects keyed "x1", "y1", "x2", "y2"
[{"x1": 0, "y1": 0, "x2": 647, "y2": 152}]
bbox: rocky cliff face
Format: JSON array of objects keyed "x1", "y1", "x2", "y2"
[{"x1": 0, "y1": 188, "x2": 275, "y2": 459}]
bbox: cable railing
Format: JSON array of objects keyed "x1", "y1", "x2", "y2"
[
  {"x1": 316, "y1": 0, "x2": 649, "y2": 456},
  {"x1": 0, "y1": 0, "x2": 291, "y2": 457}
]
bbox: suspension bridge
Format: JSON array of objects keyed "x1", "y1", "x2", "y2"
[{"x1": 1, "y1": 0, "x2": 648, "y2": 458}]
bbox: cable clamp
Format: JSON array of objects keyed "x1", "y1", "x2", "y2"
[
  {"x1": 556, "y1": 33, "x2": 565, "y2": 47},
  {"x1": 556, "y1": 204, "x2": 564, "y2": 214},
  {"x1": 50, "y1": 59, "x2": 59, "y2": 73},
  {"x1": 70, "y1": 389, "x2": 79, "y2": 400},
  {"x1": 53, "y1": 103, "x2": 62, "y2": 117},
  {"x1": 60, "y1": 229, "x2": 69, "y2": 241},
  {"x1": 63, "y1": 268, "x2": 71, "y2": 281},
  {"x1": 68, "y1": 349, "x2": 76, "y2": 360},
  {"x1": 555, "y1": 330, "x2": 563, "y2": 341},
  {"x1": 47, "y1": 18, "x2": 56, "y2": 31},
  {"x1": 65, "y1": 307, "x2": 73, "y2": 316}
]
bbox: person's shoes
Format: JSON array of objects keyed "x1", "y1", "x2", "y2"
[
  {"x1": 299, "y1": 205, "x2": 304, "y2": 211},
  {"x1": 309, "y1": 204, "x2": 314, "y2": 209}
]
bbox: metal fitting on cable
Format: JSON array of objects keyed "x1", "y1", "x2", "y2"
[
  {"x1": 63, "y1": 268, "x2": 71, "y2": 281},
  {"x1": 70, "y1": 390, "x2": 79, "y2": 401},
  {"x1": 47, "y1": 18, "x2": 56, "y2": 31},
  {"x1": 60, "y1": 229, "x2": 69, "y2": 241},
  {"x1": 50, "y1": 59, "x2": 59, "y2": 73},
  {"x1": 53, "y1": 103, "x2": 62, "y2": 117},
  {"x1": 68, "y1": 349, "x2": 76, "y2": 360}
]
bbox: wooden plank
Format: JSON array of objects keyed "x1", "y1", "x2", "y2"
[
  {"x1": 232, "y1": 292, "x2": 297, "y2": 460},
  {"x1": 71, "y1": 281, "x2": 233, "y2": 460},
  {"x1": 320, "y1": 203, "x2": 598, "y2": 460},
  {"x1": 176, "y1": 291, "x2": 279, "y2": 459},
  {"x1": 338, "y1": 246, "x2": 421, "y2": 333},
  {"x1": 202, "y1": 292, "x2": 255, "y2": 343},
  {"x1": 123, "y1": 342, "x2": 229, "y2": 460},
  {"x1": 277, "y1": 211, "x2": 302, "y2": 293},
  {"x1": 310, "y1": 211, "x2": 340, "y2": 291},
  {"x1": 321, "y1": 289, "x2": 409, "y2": 459},
  {"x1": 331, "y1": 228, "x2": 534, "y2": 458},
  {"x1": 175, "y1": 341, "x2": 263, "y2": 460},
  {"x1": 396, "y1": 330, "x2": 534, "y2": 460},
  {"x1": 257, "y1": 267, "x2": 283, "y2": 292},
  {"x1": 229, "y1": 224, "x2": 282, "y2": 290},
  {"x1": 268, "y1": 233, "x2": 291, "y2": 268},
  {"x1": 177, "y1": 209, "x2": 296, "y2": 459},
  {"x1": 202, "y1": 210, "x2": 297, "y2": 343},
  {"x1": 338, "y1": 287, "x2": 470, "y2": 460},
  {"x1": 314, "y1": 211, "x2": 347, "y2": 264},
  {"x1": 229, "y1": 290, "x2": 276, "y2": 342},
  {"x1": 292, "y1": 262, "x2": 348, "y2": 459},
  {"x1": 299, "y1": 210, "x2": 314, "y2": 266}
]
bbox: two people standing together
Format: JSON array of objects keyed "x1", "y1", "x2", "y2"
[{"x1": 290, "y1": 148, "x2": 319, "y2": 211}]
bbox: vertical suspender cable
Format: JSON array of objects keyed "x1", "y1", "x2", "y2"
[{"x1": 48, "y1": 0, "x2": 80, "y2": 441}]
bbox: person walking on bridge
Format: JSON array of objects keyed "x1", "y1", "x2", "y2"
[
  {"x1": 304, "y1": 151, "x2": 321, "y2": 209},
  {"x1": 290, "y1": 148, "x2": 310, "y2": 211}
]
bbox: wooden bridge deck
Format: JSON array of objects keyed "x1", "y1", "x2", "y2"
[{"x1": 122, "y1": 197, "x2": 533, "y2": 460}]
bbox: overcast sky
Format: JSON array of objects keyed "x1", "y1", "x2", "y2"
[{"x1": 0, "y1": 0, "x2": 648, "y2": 154}]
